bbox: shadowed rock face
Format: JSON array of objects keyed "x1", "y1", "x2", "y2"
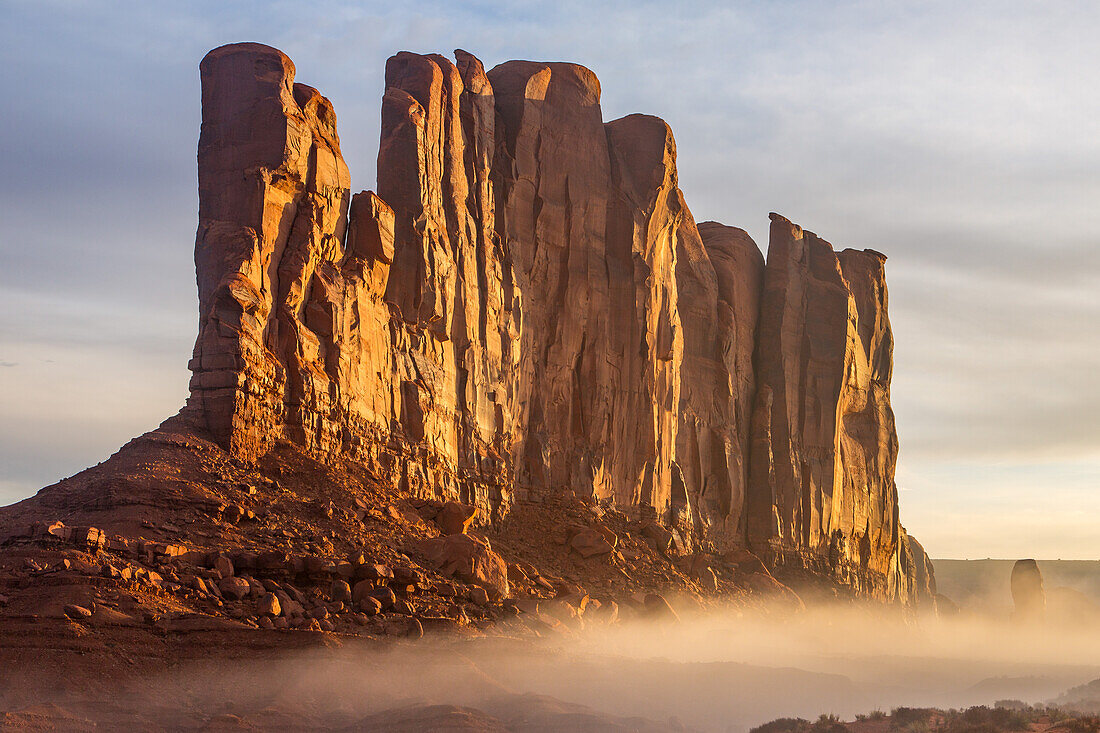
[
  {"x1": 1011, "y1": 559, "x2": 1046, "y2": 622},
  {"x1": 900, "y1": 531, "x2": 937, "y2": 612},
  {"x1": 185, "y1": 43, "x2": 925, "y2": 602}
]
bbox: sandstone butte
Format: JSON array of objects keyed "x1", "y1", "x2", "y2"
[{"x1": 1, "y1": 42, "x2": 935, "y2": 609}]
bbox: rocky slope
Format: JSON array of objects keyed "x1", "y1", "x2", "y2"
[{"x1": 3, "y1": 42, "x2": 931, "y2": 613}]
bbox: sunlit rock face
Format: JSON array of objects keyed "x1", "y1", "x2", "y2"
[
  {"x1": 745, "y1": 214, "x2": 912, "y2": 600},
  {"x1": 184, "y1": 42, "x2": 924, "y2": 602}
]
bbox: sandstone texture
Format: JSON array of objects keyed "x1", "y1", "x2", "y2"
[{"x1": 178, "y1": 43, "x2": 929, "y2": 602}]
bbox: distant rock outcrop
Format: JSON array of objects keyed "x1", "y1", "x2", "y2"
[
  {"x1": 900, "y1": 531, "x2": 937, "y2": 612},
  {"x1": 1011, "y1": 559, "x2": 1046, "y2": 622},
  {"x1": 176, "y1": 43, "x2": 926, "y2": 602}
]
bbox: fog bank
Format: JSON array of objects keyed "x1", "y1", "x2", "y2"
[{"x1": 59, "y1": 604, "x2": 1100, "y2": 731}]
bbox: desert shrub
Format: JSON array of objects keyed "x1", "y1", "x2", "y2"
[
  {"x1": 933, "y1": 705, "x2": 1032, "y2": 733},
  {"x1": 1051, "y1": 716, "x2": 1100, "y2": 733},
  {"x1": 811, "y1": 714, "x2": 846, "y2": 733},
  {"x1": 993, "y1": 700, "x2": 1028, "y2": 712},
  {"x1": 750, "y1": 717, "x2": 812, "y2": 733},
  {"x1": 856, "y1": 710, "x2": 888, "y2": 722},
  {"x1": 893, "y1": 722, "x2": 932, "y2": 733},
  {"x1": 891, "y1": 707, "x2": 937, "y2": 728}
]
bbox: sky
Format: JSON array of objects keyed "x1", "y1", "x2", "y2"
[{"x1": 1, "y1": 0, "x2": 1097, "y2": 559}]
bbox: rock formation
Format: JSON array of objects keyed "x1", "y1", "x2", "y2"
[
  {"x1": 744, "y1": 214, "x2": 912, "y2": 598},
  {"x1": 1011, "y1": 558, "x2": 1046, "y2": 622},
  {"x1": 900, "y1": 530, "x2": 937, "y2": 611},
  {"x1": 183, "y1": 42, "x2": 927, "y2": 603}
]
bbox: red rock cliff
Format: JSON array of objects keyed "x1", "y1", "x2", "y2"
[{"x1": 185, "y1": 43, "x2": 926, "y2": 602}]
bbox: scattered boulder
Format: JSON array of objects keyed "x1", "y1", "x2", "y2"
[
  {"x1": 257, "y1": 593, "x2": 281, "y2": 617},
  {"x1": 699, "y1": 567, "x2": 719, "y2": 592},
  {"x1": 356, "y1": 563, "x2": 394, "y2": 582},
  {"x1": 404, "y1": 617, "x2": 425, "y2": 639},
  {"x1": 371, "y1": 587, "x2": 397, "y2": 611},
  {"x1": 101, "y1": 564, "x2": 122, "y2": 580},
  {"x1": 640, "y1": 522, "x2": 674, "y2": 554},
  {"x1": 387, "y1": 504, "x2": 428, "y2": 530},
  {"x1": 331, "y1": 580, "x2": 352, "y2": 603},
  {"x1": 722, "y1": 547, "x2": 769, "y2": 576},
  {"x1": 274, "y1": 591, "x2": 299, "y2": 617},
  {"x1": 417, "y1": 534, "x2": 509, "y2": 597},
  {"x1": 542, "y1": 599, "x2": 582, "y2": 627},
  {"x1": 392, "y1": 565, "x2": 422, "y2": 585},
  {"x1": 507, "y1": 563, "x2": 530, "y2": 584},
  {"x1": 590, "y1": 599, "x2": 619, "y2": 625},
  {"x1": 642, "y1": 593, "x2": 679, "y2": 622},
  {"x1": 63, "y1": 604, "x2": 93, "y2": 621},
  {"x1": 351, "y1": 580, "x2": 377, "y2": 605},
  {"x1": 741, "y1": 572, "x2": 804, "y2": 612},
  {"x1": 436, "y1": 501, "x2": 478, "y2": 535},
  {"x1": 568, "y1": 528, "x2": 615, "y2": 559},
  {"x1": 218, "y1": 577, "x2": 251, "y2": 601}
]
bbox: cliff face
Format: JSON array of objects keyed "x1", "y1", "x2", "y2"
[
  {"x1": 185, "y1": 43, "x2": 925, "y2": 602},
  {"x1": 746, "y1": 214, "x2": 909, "y2": 598}
]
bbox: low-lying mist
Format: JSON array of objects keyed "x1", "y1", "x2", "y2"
[{"x1": 115, "y1": 603, "x2": 1100, "y2": 731}]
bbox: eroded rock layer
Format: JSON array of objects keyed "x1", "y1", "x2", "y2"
[{"x1": 185, "y1": 43, "x2": 925, "y2": 602}]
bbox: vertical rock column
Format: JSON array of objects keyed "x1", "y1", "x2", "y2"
[
  {"x1": 602, "y1": 114, "x2": 683, "y2": 513},
  {"x1": 685, "y1": 221, "x2": 764, "y2": 545},
  {"x1": 375, "y1": 51, "x2": 518, "y2": 508},
  {"x1": 489, "y1": 60, "x2": 616, "y2": 497},
  {"x1": 837, "y1": 247, "x2": 902, "y2": 594},
  {"x1": 747, "y1": 213, "x2": 905, "y2": 598},
  {"x1": 186, "y1": 43, "x2": 351, "y2": 461}
]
